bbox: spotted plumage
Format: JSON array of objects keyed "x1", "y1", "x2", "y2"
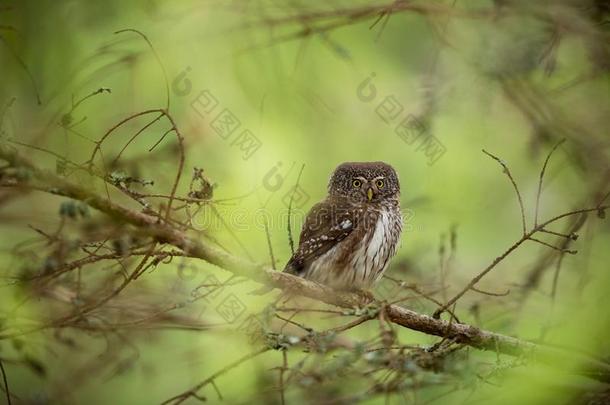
[{"x1": 285, "y1": 162, "x2": 402, "y2": 289}]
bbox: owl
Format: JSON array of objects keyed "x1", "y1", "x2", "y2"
[{"x1": 284, "y1": 162, "x2": 402, "y2": 290}]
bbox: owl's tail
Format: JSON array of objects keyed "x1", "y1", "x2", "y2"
[{"x1": 282, "y1": 261, "x2": 299, "y2": 275}]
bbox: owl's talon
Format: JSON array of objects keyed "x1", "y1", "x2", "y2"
[
  {"x1": 360, "y1": 289, "x2": 376, "y2": 303},
  {"x1": 344, "y1": 287, "x2": 376, "y2": 305}
]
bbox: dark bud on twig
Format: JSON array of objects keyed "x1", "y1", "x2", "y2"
[
  {"x1": 59, "y1": 201, "x2": 77, "y2": 218},
  {"x1": 450, "y1": 224, "x2": 458, "y2": 252},
  {"x1": 112, "y1": 237, "x2": 131, "y2": 256},
  {"x1": 597, "y1": 207, "x2": 606, "y2": 219},
  {"x1": 438, "y1": 233, "x2": 446, "y2": 257},
  {"x1": 60, "y1": 113, "x2": 73, "y2": 127},
  {"x1": 59, "y1": 201, "x2": 89, "y2": 219},
  {"x1": 42, "y1": 257, "x2": 59, "y2": 274}
]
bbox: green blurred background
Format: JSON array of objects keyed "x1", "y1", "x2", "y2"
[{"x1": 1, "y1": 0, "x2": 609, "y2": 404}]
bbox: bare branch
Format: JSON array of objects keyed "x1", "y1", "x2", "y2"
[
  {"x1": 264, "y1": 215, "x2": 277, "y2": 270},
  {"x1": 470, "y1": 286, "x2": 510, "y2": 297},
  {"x1": 535, "y1": 139, "x2": 565, "y2": 227},
  {"x1": 528, "y1": 237, "x2": 577, "y2": 254},
  {"x1": 482, "y1": 149, "x2": 527, "y2": 235}
]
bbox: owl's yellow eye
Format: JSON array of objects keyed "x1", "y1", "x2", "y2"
[
  {"x1": 376, "y1": 180, "x2": 384, "y2": 188},
  {"x1": 352, "y1": 179, "x2": 362, "y2": 188}
]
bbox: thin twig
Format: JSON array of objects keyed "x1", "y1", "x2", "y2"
[
  {"x1": 327, "y1": 314, "x2": 374, "y2": 334},
  {"x1": 112, "y1": 113, "x2": 164, "y2": 165},
  {"x1": 115, "y1": 28, "x2": 170, "y2": 111},
  {"x1": 470, "y1": 286, "x2": 510, "y2": 297},
  {"x1": 148, "y1": 127, "x2": 175, "y2": 152},
  {"x1": 432, "y1": 236, "x2": 528, "y2": 318},
  {"x1": 528, "y1": 237, "x2": 577, "y2": 254},
  {"x1": 482, "y1": 149, "x2": 527, "y2": 235},
  {"x1": 0, "y1": 359, "x2": 11, "y2": 405},
  {"x1": 275, "y1": 314, "x2": 312, "y2": 333},
  {"x1": 535, "y1": 139, "x2": 565, "y2": 227},
  {"x1": 264, "y1": 215, "x2": 276, "y2": 270},
  {"x1": 0, "y1": 35, "x2": 41, "y2": 104},
  {"x1": 539, "y1": 228, "x2": 577, "y2": 240},
  {"x1": 162, "y1": 348, "x2": 269, "y2": 405},
  {"x1": 287, "y1": 164, "x2": 305, "y2": 254},
  {"x1": 550, "y1": 251, "x2": 566, "y2": 305},
  {"x1": 279, "y1": 350, "x2": 287, "y2": 405}
]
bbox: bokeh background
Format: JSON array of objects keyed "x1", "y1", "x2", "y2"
[{"x1": 1, "y1": 0, "x2": 609, "y2": 404}]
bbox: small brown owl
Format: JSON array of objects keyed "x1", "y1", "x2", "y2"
[{"x1": 285, "y1": 162, "x2": 402, "y2": 290}]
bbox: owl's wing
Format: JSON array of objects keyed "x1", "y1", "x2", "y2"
[{"x1": 284, "y1": 199, "x2": 357, "y2": 276}]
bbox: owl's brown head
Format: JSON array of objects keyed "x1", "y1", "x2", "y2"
[{"x1": 328, "y1": 162, "x2": 400, "y2": 203}]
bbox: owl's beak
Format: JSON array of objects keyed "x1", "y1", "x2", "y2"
[{"x1": 367, "y1": 187, "x2": 374, "y2": 201}]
